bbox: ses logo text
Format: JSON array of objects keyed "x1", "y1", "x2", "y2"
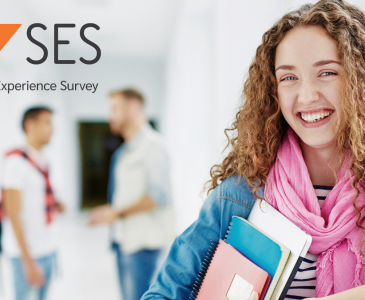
[{"x1": 0, "y1": 23, "x2": 101, "y2": 65}]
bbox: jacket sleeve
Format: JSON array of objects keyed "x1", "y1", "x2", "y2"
[{"x1": 141, "y1": 186, "x2": 222, "y2": 300}]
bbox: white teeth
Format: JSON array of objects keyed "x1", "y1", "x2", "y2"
[{"x1": 300, "y1": 111, "x2": 332, "y2": 122}]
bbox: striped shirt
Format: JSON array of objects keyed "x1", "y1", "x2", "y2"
[{"x1": 284, "y1": 185, "x2": 333, "y2": 300}]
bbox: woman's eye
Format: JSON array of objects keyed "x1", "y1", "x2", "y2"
[
  {"x1": 281, "y1": 76, "x2": 296, "y2": 81},
  {"x1": 320, "y1": 71, "x2": 337, "y2": 76}
]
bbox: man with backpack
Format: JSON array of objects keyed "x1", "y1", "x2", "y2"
[{"x1": 1, "y1": 106, "x2": 65, "y2": 300}]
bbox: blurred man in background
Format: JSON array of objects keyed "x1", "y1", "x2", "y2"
[
  {"x1": 1, "y1": 107, "x2": 65, "y2": 300},
  {"x1": 89, "y1": 88, "x2": 175, "y2": 300}
]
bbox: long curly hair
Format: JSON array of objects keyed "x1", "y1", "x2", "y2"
[{"x1": 208, "y1": 0, "x2": 365, "y2": 243}]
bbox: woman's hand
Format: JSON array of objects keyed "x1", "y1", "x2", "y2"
[{"x1": 303, "y1": 285, "x2": 365, "y2": 300}]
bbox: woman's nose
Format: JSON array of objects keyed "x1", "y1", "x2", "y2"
[{"x1": 297, "y1": 78, "x2": 320, "y2": 105}]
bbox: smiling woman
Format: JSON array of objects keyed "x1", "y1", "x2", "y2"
[
  {"x1": 208, "y1": 1, "x2": 365, "y2": 298},
  {"x1": 141, "y1": 1, "x2": 365, "y2": 300}
]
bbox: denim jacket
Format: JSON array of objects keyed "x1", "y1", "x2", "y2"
[{"x1": 142, "y1": 175, "x2": 260, "y2": 300}]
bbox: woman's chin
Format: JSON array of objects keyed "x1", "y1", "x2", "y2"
[{"x1": 297, "y1": 134, "x2": 337, "y2": 150}]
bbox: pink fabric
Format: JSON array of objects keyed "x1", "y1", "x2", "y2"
[{"x1": 265, "y1": 127, "x2": 365, "y2": 297}]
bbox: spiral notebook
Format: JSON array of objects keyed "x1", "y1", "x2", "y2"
[
  {"x1": 225, "y1": 216, "x2": 290, "y2": 300},
  {"x1": 190, "y1": 240, "x2": 271, "y2": 300}
]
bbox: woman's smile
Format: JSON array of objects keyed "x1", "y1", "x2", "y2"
[{"x1": 297, "y1": 108, "x2": 334, "y2": 128}]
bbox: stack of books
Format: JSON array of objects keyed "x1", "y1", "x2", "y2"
[{"x1": 189, "y1": 200, "x2": 312, "y2": 300}]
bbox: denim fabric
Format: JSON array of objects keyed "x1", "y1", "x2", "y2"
[
  {"x1": 10, "y1": 252, "x2": 56, "y2": 300},
  {"x1": 113, "y1": 242, "x2": 161, "y2": 300},
  {"x1": 141, "y1": 175, "x2": 259, "y2": 300}
]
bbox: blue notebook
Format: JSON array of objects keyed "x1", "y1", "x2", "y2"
[{"x1": 225, "y1": 216, "x2": 290, "y2": 300}]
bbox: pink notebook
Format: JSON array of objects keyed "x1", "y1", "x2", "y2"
[{"x1": 195, "y1": 240, "x2": 271, "y2": 300}]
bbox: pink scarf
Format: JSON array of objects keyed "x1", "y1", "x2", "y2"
[{"x1": 265, "y1": 128, "x2": 365, "y2": 297}]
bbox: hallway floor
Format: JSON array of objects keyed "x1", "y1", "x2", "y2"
[{"x1": 1, "y1": 212, "x2": 121, "y2": 300}]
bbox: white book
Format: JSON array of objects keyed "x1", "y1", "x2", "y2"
[{"x1": 247, "y1": 200, "x2": 312, "y2": 300}]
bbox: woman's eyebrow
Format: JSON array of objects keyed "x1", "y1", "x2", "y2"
[
  {"x1": 313, "y1": 60, "x2": 342, "y2": 67},
  {"x1": 275, "y1": 65, "x2": 295, "y2": 72},
  {"x1": 275, "y1": 60, "x2": 341, "y2": 72}
]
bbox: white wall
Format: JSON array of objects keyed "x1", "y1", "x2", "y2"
[{"x1": 161, "y1": 0, "x2": 216, "y2": 231}]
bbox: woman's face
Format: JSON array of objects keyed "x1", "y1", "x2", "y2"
[{"x1": 275, "y1": 25, "x2": 343, "y2": 149}]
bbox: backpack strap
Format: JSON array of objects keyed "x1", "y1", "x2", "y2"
[{"x1": 0, "y1": 149, "x2": 57, "y2": 224}]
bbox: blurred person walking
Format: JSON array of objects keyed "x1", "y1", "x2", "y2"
[
  {"x1": 0, "y1": 107, "x2": 65, "y2": 300},
  {"x1": 89, "y1": 88, "x2": 175, "y2": 300}
]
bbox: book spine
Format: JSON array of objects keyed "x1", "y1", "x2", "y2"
[
  {"x1": 263, "y1": 250, "x2": 290, "y2": 300},
  {"x1": 224, "y1": 221, "x2": 233, "y2": 241},
  {"x1": 278, "y1": 256, "x2": 304, "y2": 300},
  {"x1": 188, "y1": 240, "x2": 219, "y2": 300}
]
